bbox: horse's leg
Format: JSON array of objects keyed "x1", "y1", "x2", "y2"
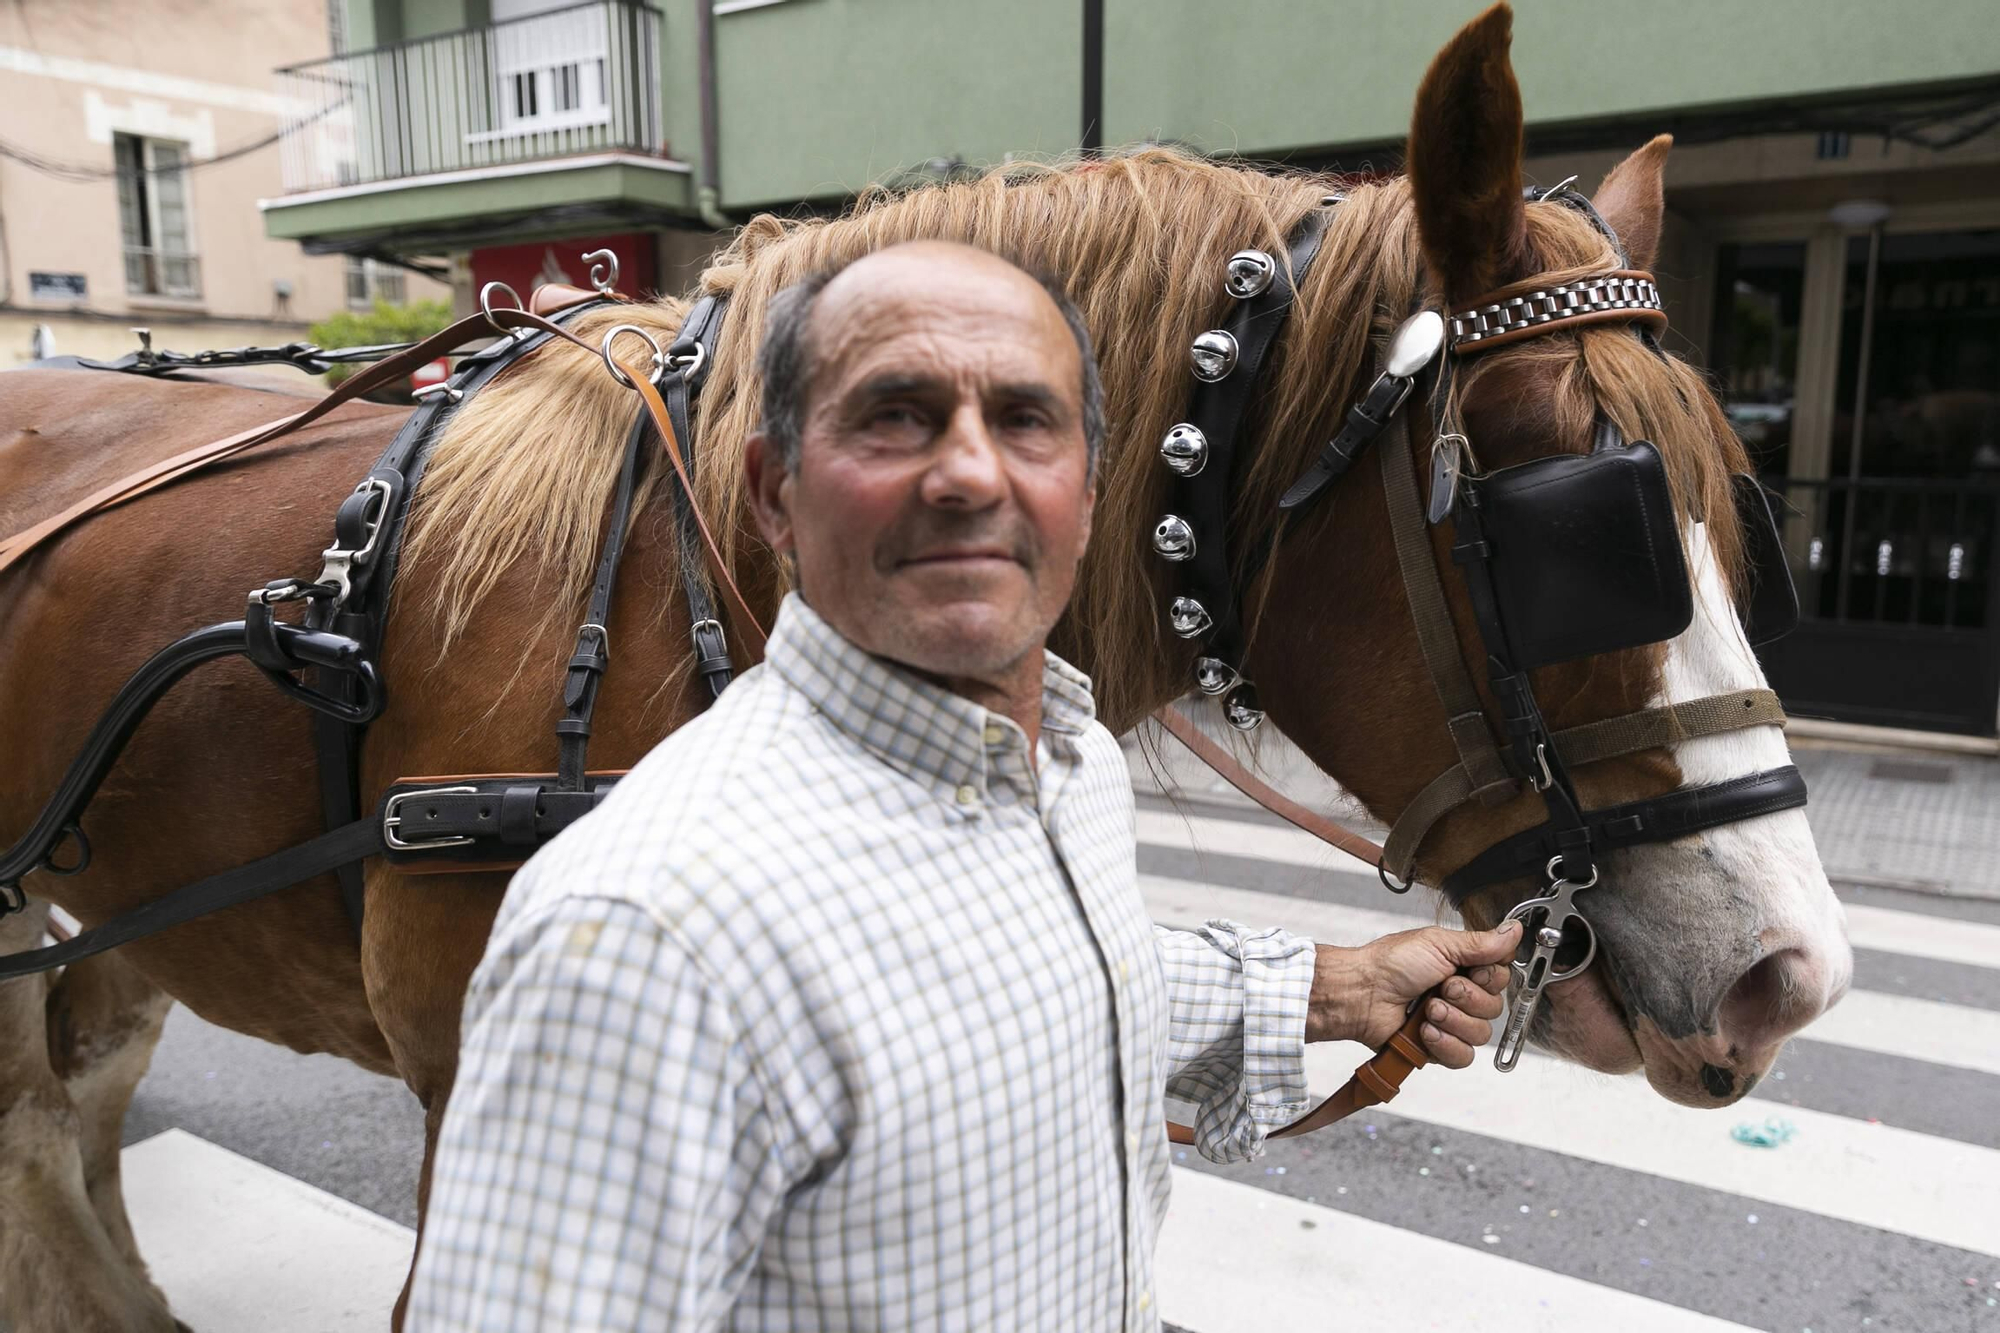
[
  {"x1": 46, "y1": 948, "x2": 174, "y2": 1287},
  {"x1": 0, "y1": 903, "x2": 180, "y2": 1333}
]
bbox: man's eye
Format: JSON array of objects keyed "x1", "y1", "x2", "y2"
[
  {"x1": 1000, "y1": 409, "x2": 1053, "y2": 432},
  {"x1": 867, "y1": 405, "x2": 926, "y2": 430}
]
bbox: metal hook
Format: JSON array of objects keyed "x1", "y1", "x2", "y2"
[
  {"x1": 600, "y1": 323, "x2": 665, "y2": 390},
  {"x1": 581, "y1": 249, "x2": 620, "y2": 296},
  {"x1": 479, "y1": 281, "x2": 525, "y2": 337}
]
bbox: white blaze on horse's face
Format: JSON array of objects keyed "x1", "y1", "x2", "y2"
[{"x1": 1560, "y1": 523, "x2": 1853, "y2": 1106}]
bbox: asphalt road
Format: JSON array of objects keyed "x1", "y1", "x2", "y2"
[{"x1": 120, "y1": 790, "x2": 2000, "y2": 1332}]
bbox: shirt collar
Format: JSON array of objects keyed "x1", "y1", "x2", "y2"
[{"x1": 765, "y1": 592, "x2": 1098, "y2": 796}]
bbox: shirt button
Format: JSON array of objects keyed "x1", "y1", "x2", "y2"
[
  {"x1": 1139, "y1": 1293, "x2": 1152, "y2": 1312},
  {"x1": 955, "y1": 784, "x2": 978, "y2": 807},
  {"x1": 1127, "y1": 1130, "x2": 1140, "y2": 1153},
  {"x1": 1118, "y1": 959, "x2": 1131, "y2": 982},
  {"x1": 982, "y1": 723, "x2": 1006, "y2": 746}
]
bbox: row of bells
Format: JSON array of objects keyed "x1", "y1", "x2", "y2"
[{"x1": 1148, "y1": 248, "x2": 1280, "y2": 733}]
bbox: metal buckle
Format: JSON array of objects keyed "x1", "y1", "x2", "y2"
[
  {"x1": 1529, "y1": 742, "x2": 1555, "y2": 792},
  {"x1": 665, "y1": 341, "x2": 706, "y2": 380},
  {"x1": 381, "y1": 786, "x2": 480, "y2": 851},
  {"x1": 412, "y1": 383, "x2": 463, "y2": 403},
  {"x1": 315, "y1": 478, "x2": 393, "y2": 608}
]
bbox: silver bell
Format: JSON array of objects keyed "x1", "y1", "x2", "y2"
[
  {"x1": 1222, "y1": 680, "x2": 1265, "y2": 732},
  {"x1": 1168, "y1": 596, "x2": 1212, "y2": 639},
  {"x1": 1151, "y1": 514, "x2": 1196, "y2": 561},
  {"x1": 1158, "y1": 424, "x2": 1208, "y2": 477},
  {"x1": 1224, "y1": 249, "x2": 1276, "y2": 299},
  {"x1": 1193, "y1": 656, "x2": 1236, "y2": 696},
  {"x1": 1189, "y1": 329, "x2": 1238, "y2": 382}
]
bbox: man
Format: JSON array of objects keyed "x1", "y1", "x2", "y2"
[{"x1": 409, "y1": 241, "x2": 1517, "y2": 1331}]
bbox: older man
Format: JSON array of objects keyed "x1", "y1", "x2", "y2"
[{"x1": 409, "y1": 241, "x2": 1516, "y2": 1331}]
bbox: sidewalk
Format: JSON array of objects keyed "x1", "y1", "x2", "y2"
[{"x1": 1126, "y1": 712, "x2": 2000, "y2": 901}]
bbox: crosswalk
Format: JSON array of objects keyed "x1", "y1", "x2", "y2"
[
  {"x1": 1141, "y1": 797, "x2": 2000, "y2": 1332},
  {"x1": 115, "y1": 795, "x2": 1999, "y2": 1331}
]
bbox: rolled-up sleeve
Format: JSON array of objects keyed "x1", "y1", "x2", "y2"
[
  {"x1": 1155, "y1": 919, "x2": 1316, "y2": 1163},
  {"x1": 407, "y1": 893, "x2": 798, "y2": 1332}
]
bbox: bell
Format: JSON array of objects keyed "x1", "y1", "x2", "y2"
[
  {"x1": 1158, "y1": 424, "x2": 1209, "y2": 477},
  {"x1": 1222, "y1": 680, "x2": 1265, "y2": 732},
  {"x1": 1224, "y1": 249, "x2": 1276, "y2": 299},
  {"x1": 1189, "y1": 329, "x2": 1238, "y2": 382},
  {"x1": 1151, "y1": 515, "x2": 1196, "y2": 561},
  {"x1": 1194, "y1": 656, "x2": 1235, "y2": 696},
  {"x1": 1168, "y1": 596, "x2": 1212, "y2": 639}
]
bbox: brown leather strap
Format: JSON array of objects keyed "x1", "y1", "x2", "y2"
[
  {"x1": 1167, "y1": 997, "x2": 1432, "y2": 1146},
  {"x1": 1152, "y1": 706, "x2": 1382, "y2": 867},
  {"x1": 1379, "y1": 413, "x2": 1516, "y2": 800},
  {"x1": 1377, "y1": 687, "x2": 1788, "y2": 883},
  {"x1": 0, "y1": 311, "x2": 529, "y2": 581}
]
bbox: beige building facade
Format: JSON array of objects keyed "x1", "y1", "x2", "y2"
[{"x1": 0, "y1": 0, "x2": 446, "y2": 369}]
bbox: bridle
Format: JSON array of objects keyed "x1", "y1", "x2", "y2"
[{"x1": 1152, "y1": 182, "x2": 1806, "y2": 1081}]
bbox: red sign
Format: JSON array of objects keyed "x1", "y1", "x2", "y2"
[{"x1": 469, "y1": 232, "x2": 659, "y2": 302}]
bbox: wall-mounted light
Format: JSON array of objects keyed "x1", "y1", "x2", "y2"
[{"x1": 1827, "y1": 199, "x2": 1891, "y2": 231}]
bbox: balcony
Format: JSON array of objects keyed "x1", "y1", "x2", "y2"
[{"x1": 264, "y1": 0, "x2": 690, "y2": 252}]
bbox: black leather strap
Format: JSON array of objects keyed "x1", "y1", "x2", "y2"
[
  {"x1": 376, "y1": 776, "x2": 623, "y2": 865},
  {"x1": 1172, "y1": 211, "x2": 1333, "y2": 673},
  {"x1": 664, "y1": 294, "x2": 735, "y2": 701},
  {"x1": 1441, "y1": 765, "x2": 1810, "y2": 904},
  {"x1": 0, "y1": 816, "x2": 385, "y2": 982},
  {"x1": 1276, "y1": 366, "x2": 1412, "y2": 513},
  {"x1": 556, "y1": 408, "x2": 650, "y2": 790}
]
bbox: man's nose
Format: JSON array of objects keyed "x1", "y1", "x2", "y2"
[{"x1": 920, "y1": 406, "x2": 1006, "y2": 508}]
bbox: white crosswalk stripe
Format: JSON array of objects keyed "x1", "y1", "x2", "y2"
[{"x1": 1158, "y1": 1170, "x2": 1762, "y2": 1332}]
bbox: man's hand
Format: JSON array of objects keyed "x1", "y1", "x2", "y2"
[{"x1": 1305, "y1": 921, "x2": 1521, "y2": 1068}]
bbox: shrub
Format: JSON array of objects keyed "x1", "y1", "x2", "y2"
[{"x1": 309, "y1": 297, "x2": 453, "y2": 393}]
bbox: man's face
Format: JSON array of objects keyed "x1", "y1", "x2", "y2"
[{"x1": 749, "y1": 244, "x2": 1095, "y2": 684}]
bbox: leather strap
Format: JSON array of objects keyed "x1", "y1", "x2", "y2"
[
  {"x1": 1152, "y1": 706, "x2": 1382, "y2": 867},
  {"x1": 0, "y1": 312, "x2": 524, "y2": 580},
  {"x1": 556, "y1": 409, "x2": 650, "y2": 790},
  {"x1": 1440, "y1": 764, "x2": 1809, "y2": 903},
  {"x1": 1378, "y1": 414, "x2": 1514, "y2": 800}
]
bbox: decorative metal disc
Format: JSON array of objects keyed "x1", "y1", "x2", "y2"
[
  {"x1": 1151, "y1": 514, "x2": 1196, "y2": 562},
  {"x1": 1224, "y1": 249, "x2": 1276, "y2": 299},
  {"x1": 1189, "y1": 329, "x2": 1239, "y2": 382},
  {"x1": 1158, "y1": 424, "x2": 1209, "y2": 478},
  {"x1": 1168, "y1": 596, "x2": 1212, "y2": 639},
  {"x1": 1222, "y1": 680, "x2": 1265, "y2": 732},
  {"x1": 1194, "y1": 657, "x2": 1236, "y2": 696}
]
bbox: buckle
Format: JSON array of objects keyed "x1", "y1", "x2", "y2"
[
  {"x1": 316, "y1": 477, "x2": 393, "y2": 608},
  {"x1": 382, "y1": 786, "x2": 479, "y2": 851}
]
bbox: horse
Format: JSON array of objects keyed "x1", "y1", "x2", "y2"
[{"x1": 0, "y1": 6, "x2": 1850, "y2": 1328}]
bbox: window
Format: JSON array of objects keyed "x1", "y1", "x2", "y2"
[
  {"x1": 114, "y1": 133, "x2": 199, "y2": 299},
  {"x1": 1710, "y1": 242, "x2": 1807, "y2": 478},
  {"x1": 489, "y1": 4, "x2": 611, "y2": 136},
  {"x1": 344, "y1": 256, "x2": 408, "y2": 309}
]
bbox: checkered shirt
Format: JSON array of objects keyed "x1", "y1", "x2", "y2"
[{"x1": 408, "y1": 593, "x2": 1318, "y2": 1332}]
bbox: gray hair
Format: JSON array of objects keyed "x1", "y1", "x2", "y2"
[{"x1": 757, "y1": 262, "x2": 1106, "y2": 477}]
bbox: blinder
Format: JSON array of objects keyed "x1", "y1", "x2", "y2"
[
  {"x1": 1732, "y1": 473, "x2": 1800, "y2": 646},
  {"x1": 1457, "y1": 419, "x2": 1692, "y2": 671}
]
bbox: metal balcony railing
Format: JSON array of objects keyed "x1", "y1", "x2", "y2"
[{"x1": 275, "y1": 0, "x2": 664, "y2": 194}]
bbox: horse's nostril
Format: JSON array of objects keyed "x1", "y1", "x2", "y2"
[
  {"x1": 1699, "y1": 1063, "x2": 1734, "y2": 1098},
  {"x1": 1719, "y1": 948, "x2": 1823, "y2": 1051}
]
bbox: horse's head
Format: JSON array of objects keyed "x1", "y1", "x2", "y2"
[{"x1": 1251, "y1": 4, "x2": 1850, "y2": 1106}]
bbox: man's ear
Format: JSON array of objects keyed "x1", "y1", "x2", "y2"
[{"x1": 745, "y1": 432, "x2": 795, "y2": 556}]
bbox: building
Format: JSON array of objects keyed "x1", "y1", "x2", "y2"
[
  {"x1": 259, "y1": 0, "x2": 2000, "y2": 739},
  {"x1": 0, "y1": 0, "x2": 446, "y2": 371}
]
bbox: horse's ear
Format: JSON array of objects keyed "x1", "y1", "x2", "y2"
[
  {"x1": 1406, "y1": 2, "x2": 1528, "y2": 307},
  {"x1": 1593, "y1": 134, "x2": 1673, "y2": 273}
]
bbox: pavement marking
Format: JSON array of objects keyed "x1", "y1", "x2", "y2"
[
  {"x1": 1137, "y1": 808, "x2": 2000, "y2": 970},
  {"x1": 1158, "y1": 1168, "x2": 1762, "y2": 1333},
  {"x1": 124, "y1": 1128, "x2": 415, "y2": 1332},
  {"x1": 1292, "y1": 1035, "x2": 2000, "y2": 1259},
  {"x1": 1144, "y1": 872, "x2": 2000, "y2": 1080}
]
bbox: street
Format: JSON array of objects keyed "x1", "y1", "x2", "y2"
[{"x1": 114, "y1": 745, "x2": 2000, "y2": 1332}]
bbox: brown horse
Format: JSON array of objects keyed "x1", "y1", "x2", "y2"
[{"x1": 0, "y1": 7, "x2": 1849, "y2": 1328}]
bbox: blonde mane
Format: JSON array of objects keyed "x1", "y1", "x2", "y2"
[{"x1": 402, "y1": 146, "x2": 1747, "y2": 731}]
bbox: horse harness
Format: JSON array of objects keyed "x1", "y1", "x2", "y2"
[
  {"x1": 0, "y1": 267, "x2": 744, "y2": 977},
  {"x1": 1, "y1": 204, "x2": 1808, "y2": 1135}
]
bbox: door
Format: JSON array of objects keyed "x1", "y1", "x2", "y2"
[{"x1": 1711, "y1": 230, "x2": 2000, "y2": 736}]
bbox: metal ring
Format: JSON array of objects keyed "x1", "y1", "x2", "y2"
[
  {"x1": 1377, "y1": 861, "x2": 1413, "y2": 895},
  {"x1": 1543, "y1": 854, "x2": 1600, "y2": 891},
  {"x1": 600, "y1": 324, "x2": 665, "y2": 390},
  {"x1": 478, "y1": 281, "x2": 525, "y2": 336},
  {"x1": 665, "y1": 341, "x2": 707, "y2": 381}
]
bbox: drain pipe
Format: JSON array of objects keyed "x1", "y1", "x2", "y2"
[{"x1": 694, "y1": 0, "x2": 731, "y2": 230}]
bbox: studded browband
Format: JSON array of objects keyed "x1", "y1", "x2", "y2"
[{"x1": 1448, "y1": 270, "x2": 1666, "y2": 353}]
